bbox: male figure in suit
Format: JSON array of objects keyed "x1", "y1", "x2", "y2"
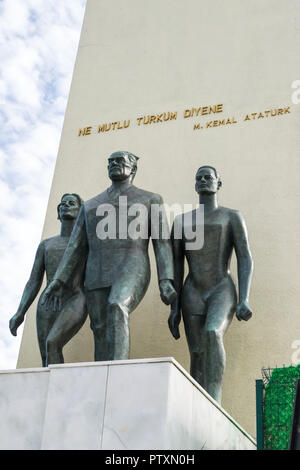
[{"x1": 43, "y1": 151, "x2": 176, "y2": 361}]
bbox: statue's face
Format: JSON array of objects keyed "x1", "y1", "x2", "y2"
[
  {"x1": 59, "y1": 195, "x2": 81, "y2": 220},
  {"x1": 195, "y1": 167, "x2": 220, "y2": 195},
  {"x1": 108, "y1": 153, "x2": 134, "y2": 181}
]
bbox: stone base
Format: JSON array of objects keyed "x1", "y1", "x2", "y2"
[{"x1": 0, "y1": 358, "x2": 256, "y2": 450}]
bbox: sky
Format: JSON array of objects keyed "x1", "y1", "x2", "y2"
[{"x1": 0, "y1": 0, "x2": 87, "y2": 369}]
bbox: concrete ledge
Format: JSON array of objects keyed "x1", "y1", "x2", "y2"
[{"x1": 0, "y1": 358, "x2": 256, "y2": 450}]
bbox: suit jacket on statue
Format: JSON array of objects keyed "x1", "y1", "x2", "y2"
[{"x1": 54, "y1": 185, "x2": 174, "y2": 290}]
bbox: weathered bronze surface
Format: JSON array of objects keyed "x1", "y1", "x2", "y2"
[
  {"x1": 169, "y1": 166, "x2": 253, "y2": 404},
  {"x1": 9, "y1": 194, "x2": 87, "y2": 366},
  {"x1": 43, "y1": 151, "x2": 176, "y2": 361}
]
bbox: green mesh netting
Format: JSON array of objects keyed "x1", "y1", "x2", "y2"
[{"x1": 264, "y1": 365, "x2": 300, "y2": 450}]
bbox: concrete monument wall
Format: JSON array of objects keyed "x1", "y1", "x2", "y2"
[{"x1": 17, "y1": 0, "x2": 300, "y2": 437}]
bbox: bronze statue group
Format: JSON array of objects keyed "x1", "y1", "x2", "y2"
[{"x1": 9, "y1": 151, "x2": 253, "y2": 404}]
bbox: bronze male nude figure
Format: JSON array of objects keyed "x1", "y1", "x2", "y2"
[
  {"x1": 168, "y1": 166, "x2": 253, "y2": 404},
  {"x1": 43, "y1": 151, "x2": 176, "y2": 361},
  {"x1": 9, "y1": 193, "x2": 87, "y2": 366}
]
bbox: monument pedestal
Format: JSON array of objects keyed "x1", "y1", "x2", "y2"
[{"x1": 0, "y1": 358, "x2": 256, "y2": 450}]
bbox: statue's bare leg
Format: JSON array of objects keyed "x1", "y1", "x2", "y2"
[
  {"x1": 86, "y1": 288, "x2": 110, "y2": 361},
  {"x1": 182, "y1": 278, "x2": 207, "y2": 389},
  {"x1": 46, "y1": 288, "x2": 87, "y2": 366},
  {"x1": 107, "y1": 270, "x2": 150, "y2": 361},
  {"x1": 204, "y1": 276, "x2": 237, "y2": 404},
  {"x1": 183, "y1": 314, "x2": 207, "y2": 389},
  {"x1": 36, "y1": 300, "x2": 59, "y2": 367}
]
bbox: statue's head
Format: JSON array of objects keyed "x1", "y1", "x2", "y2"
[
  {"x1": 107, "y1": 151, "x2": 139, "y2": 182},
  {"x1": 57, "y1": 193, "x2": 83, "y2": 221},
  {"x1": 195, "y1": 165, "x2": 222, "y2": 195}
]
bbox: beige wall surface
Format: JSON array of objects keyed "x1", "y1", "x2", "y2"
[{"x1": 18, "y1": 0, "x2": 300, "y2": 437}]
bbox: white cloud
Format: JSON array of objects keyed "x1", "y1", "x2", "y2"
[{"x1": 0, "y1": 0, "x2": 87, "y2": 369}]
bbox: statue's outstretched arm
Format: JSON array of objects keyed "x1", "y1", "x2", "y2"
[
  {"x1": 54, "y1": 206, "x2": 88, "y2": 286},
  {"x1": 42, "y1": 206, "x2": 88, "y2": 309},
  {"x1": 9, "y1": 241, "x2": 45, "y2": 336},
  {"x1": 231, "y1": 211, "x2": 253, "y2": 321}
]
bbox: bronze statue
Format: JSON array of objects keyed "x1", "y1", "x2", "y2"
[
  {"x1": 43, "y1": 151, "x2": 176, "y2": 361},
  {"x1": 9, "y1": 194, "x2": 87, "y2": 366},
  {"x1": 168, "y1": 166, "x2": 253, "y2": 404}
]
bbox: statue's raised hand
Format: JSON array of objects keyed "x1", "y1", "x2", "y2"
[{"x1": 41, "y1": 279, "x2": 64, "y2": 312}]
